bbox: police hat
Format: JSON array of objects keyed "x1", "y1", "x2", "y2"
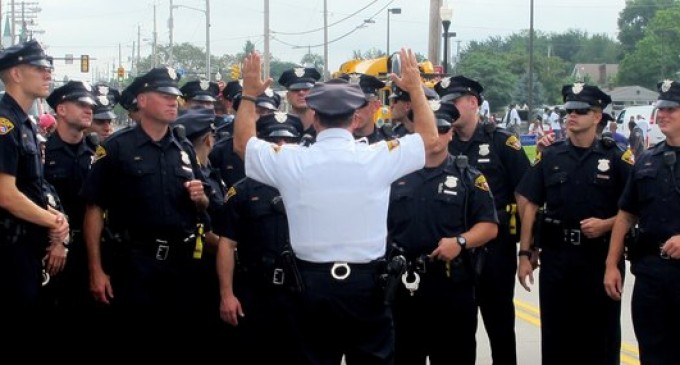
[
  {"x1": 561, "y1": 82, "x2": 611, "y2": 110},
  {"x1": 656, "y1": 79, "x2": 680, "y2": 108},
  {"x1": 338, "y1": 73, "x2": 386, "y2": 98},
  {"x1": 119, "y1": 82, "x2": 138, "y2": 111},
  {"x1": 433, "y1": 102, "x2": 461, "y2": 128},
  {"x1": 256, "y1": 89, "x2": 282, "y2": 111},
  {"x1": 180, "y1": 80, "x2": 219, "y2": 102},
  {"x1": 389, "y1": 85, "x2": 439, "y2": 101},
  {"x1": 92, "y1": 83, "x2": 120, "y2": 120},
  {"x1": 0, "y1": 39, "x2": 52, "y2": 71},
  {"x1": 256, "y1": 112, "x2": 304, "y2": 139},
  {"x1": 434, "y1": 75, "x2": 483, "y2": 105},
  {"x1": 46, "y1": 81, "x2": 96, "y2": 110},
  {"x1": 173, "y1": 108, "x2": 216, "y2": 141},
  {"x1": 278, "y1": 67, "x2": 321, "y2": 90},
  {"x1": 222, "y1": 80, "x2": 242, "y2": 100},
  {"x1": 305, "y1": 79, "x2": 368, "y2": 116},
  {"x1": 128, "y1": 66, "x2": 182, "y2": 97}
]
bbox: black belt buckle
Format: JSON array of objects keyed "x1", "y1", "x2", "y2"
[
  {"x1": 565, "y1": 229, "x2": 581, "y2": 246},
  {"x1": 272, "y1": 267, "x2": 285, "y2": 285},
  {"x1": 155, "y1": 239, "x2": 170, "y2": 260}
]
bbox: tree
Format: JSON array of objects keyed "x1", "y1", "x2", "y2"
[
  {"x1": 270, "y1": 59, "x2": 299, "y2": 89},
  {"x1": 513, "y1": 71, "x2": 546, "y2": 107},
  {"x1": 617, "y1": 0, "x2": 677, "y2": 53},
  {"x1": 300, "y1": 53, "x2": 324, "y2": 71},
  {"x1": 456, "y1": 51, "x2": 517, "y2": 112}
]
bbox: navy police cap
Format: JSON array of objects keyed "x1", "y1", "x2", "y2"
[
  {"x1": 657, "y1": 79, "x2": 680, "y2": 108},
  {"x1": 389, "y1": 85, "x2": 439, "y2": 101},
  {"x1": 305, "y1": 79, "x2": 368, "y2": 116},
  {"x1": 278, "y1": 67, "x2": 321, "y2": 91},
  {"x1": 433, "y1": 102, "x2": 461, "y2": 128},
  {"x1": 173, "y1": 108, "x2": 216, "y2": 141},
  {"x1": 180, "y1": 80, "x2": 219, "y2": 102},
  {"x1": 561, "y1": 82, "x2": 611, "y2": 110},
  {"x1": 256, "y1": 112, "x2": 304, "y2": 139},
  {"x1": 0, "y1": 39, "x2": 52, "y2": 71},
  {"x1": 222, "y1": 80, "x2": 242, "y2": 100},
  {"x1": 128, "y1": 66, "x2": 182, "y2": 97},
  {"x1": 434, "y1": 75, "x2": 483, "y2": 105},
  {"x1": 92, "y1": 83, "x2": 120, "y2": 120},
  {"x1": 46, "y1": 81, "x2": 96, "y2": 110},
  {"x1": 256, "y1": 89, "x2": 282, "y2": 111},
  {"x1": 339, "y1": 73, "x2": 386, "y2": 98}
]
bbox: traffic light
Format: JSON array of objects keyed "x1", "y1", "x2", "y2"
[
  {"x1": 117, "y1": 67, "x2": 125, "y2": 79},
  {"x1": 230, "y1": 64, "x2": 240, "y2": 80},
  {"x1": 80, "y1": 55, "x2": 89, "y2": 73}
]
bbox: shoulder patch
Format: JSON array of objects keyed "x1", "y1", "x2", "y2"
[
  {"x1": 505, "y1": 135, "x2": 522, "y2": 150},
  {"x1": 386, "y1": 139, "x2": 400, "y2": 152},
  {"x1": 474, "y1": 174, "x2": 490, "y2": 192},
  {"x1": 225, "y1": 186, "x2": 237, "y2": 203},
  {"x1": 0, "y1": 117, "x2": 15, "y2": 135},
  {"x1": 621, "y1": 148, "x2": 635, "y2": 165},
  {"x1": 93, "y1": 145, "x2": 107, "y2": 162}
]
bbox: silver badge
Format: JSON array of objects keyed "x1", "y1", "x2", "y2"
[
  {"x1": 597, "y1": 159, "x2": 610, "y2": 172},
  {"x1": 97, "y1": 85, "x2": 109, "y2": 96},
  {"x1": 294, "y1": 68, "x2": 305, "y2": 77},
  {"x1": 97, "y1": 95, "x2": 109, "y2": 106},
  {"x1": 274, "y1": 112, "x2": 288, "y2": 123},
  {"x1": 46, "y1": 193, "x2": 57, "y2": 208},
  {"x1": 440, "y1": 77, "x2": 451, "y2": 89},
  {"x1": 199, "y1": 80, "x2": 210, "y2": 90},
  {"x1": 662, "y1": 79, "x2": 673, "y2": 93},
  {"x1": 572, "y1": 82, "x2": 584, "y2": 95},
  {"x1": 180, "y1": 151, "x2": 190, "y2": 166},
  {"x1": 167, "y1": 67, "x2": 177, "y2": 80},
  {"x1": 82, "y1": 81, "x2": 92, "y2": 92},
  {"x1": 444, "y1": 176, "x2": 458, "y2": 188},
  {"x1": 348, "y1": 74, "x2": 361, "y2": 85},
  {"x1": 479, "y1": 144, "x2": 490, "y2": 156},
  {"x1": 429, "y1": 100, "x2": 441, "y2": 111},
  {"x1": 264, "y1": 88, "x2": 274, "y2": 97}
]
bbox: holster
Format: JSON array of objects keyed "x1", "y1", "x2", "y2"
[
  {"x1": 280, "y1": 248, "x2": 304, "y2": 293},
  {"x1": 381, "y1": 255, "x2": 406, "y2": 305}
]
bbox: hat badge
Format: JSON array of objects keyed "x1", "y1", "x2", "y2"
[
  {"x1": 662, "y1": 79, "x2": 673, "y2": 93},
  {"x1": 264, "y1": 88, "x2": 274, "y2": 97},
  {"x1": 572, "y1": 82, "x2": 585, "y2": 95},
  {"x1": 97, "y1": 95, "x2": 110, "y2": 106},
  {"x1": 429, "y1": 99, "x2": 441, "y2": 111},
  {"x1": 82, "y1": 81, "x2": 92, "y2": 92},
  {"x1": 167, "y1": 67, "x2": 177, "y2": 80},
  {"x1": 274, "y1": 112, "x2": 288, "y2": 123},
  {"x1": 348, "y1": 74, "x2": 361, "y2": 85},
  {"x1": 199, "y1": 80, "x2": 210, "y2": 90},
  {"x1": 440, "y1": 77, "x2": 451, "y2": 89},
  {"x1": 294, "y1": 68, "x2": 305, "y2": 77},
  {"x1": 97, "y1": 85, "x2": 109, "y2": 96}
]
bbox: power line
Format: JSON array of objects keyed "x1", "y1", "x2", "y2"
[{"x1": 272, "y1": 0, "x2": 380, "y2": 36}]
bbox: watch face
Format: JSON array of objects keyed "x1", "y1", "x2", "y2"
[{"x1": 457, "y1": 236, "x2": 467, "y2": 247}]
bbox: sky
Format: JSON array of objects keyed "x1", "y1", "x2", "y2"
[{"x1": 5, "y1": 0, "x2": 628, "y2": 82}]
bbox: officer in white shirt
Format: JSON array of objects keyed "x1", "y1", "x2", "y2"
[{"x1": 232, "y1": 48, "x2": 438, "y2": 365}]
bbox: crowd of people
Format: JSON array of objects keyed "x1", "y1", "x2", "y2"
[{"x1": 1, "y1": 39, "x2": 680, "y2": 365}]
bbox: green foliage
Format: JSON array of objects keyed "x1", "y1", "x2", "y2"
[
  {"x1": 513, "y1": 71, "x2": 546, "y2": 107},
  {"x1": 617, "y1": 0, "x2": 678, "y2": 53},
  {"x1": 456, "y1": 52, "x2": 516, "y2": 111}
]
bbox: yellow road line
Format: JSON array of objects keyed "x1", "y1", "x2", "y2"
[
  {"x1": 620, "y1": 353, "x2": 640, "y2": 365},
  {"x1": 514, "y1": 299, "x2": 540, "y2": 315},
  {"x1": 621, "y1": 342, "x2": 639, "y2": 355},
  {"x1": 515, "y1": 310, "x2": 541, "y2": 326}
]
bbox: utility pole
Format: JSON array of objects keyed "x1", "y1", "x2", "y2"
[
  {"x1": 428, "y1": 0, "x2": 442, "y2": 67},
  {"x1": 528, "y1": 0, "x2": 535, "y2": 124},
  {"x1": 263, "y1": 0, "x2": 270, "y2": 78},
  {"x1": 119, "y1": 43, "x2": 122, "y2": 74},
  {"x1": 206, "y1": 0, "x2": 211, "y2": 80},
  {"x1": 169, "y1": 0, "x2": 174, "y2": 66},
  {"x1": 10, "y1": 0, "x2": 15, "y2": 45},
  {"x1": 323, "y1": 0, "x2": 329, "y2": 80},
  {"x1": 153, "y1": 3, "x2": 158, "y2": 68},
  {"x1": 137, "y1": 25, "x2": 141, "y2": 74}
]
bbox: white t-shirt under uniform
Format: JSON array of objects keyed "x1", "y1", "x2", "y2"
[{"x1": 245, "y1": 128, "x2": 426, "y2": 263}]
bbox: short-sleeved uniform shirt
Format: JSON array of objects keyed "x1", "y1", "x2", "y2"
[{"x1": 245, "y1": 128, "x2": 425, "y2": 262}]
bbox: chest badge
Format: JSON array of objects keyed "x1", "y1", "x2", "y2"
[
  {"x1": 180, "y1": 151, "x2": 191, "y2": 166},
  {"x1": 597, "y1": 159, "x2": 610, "y2": 172},
  {"x1": 479, "y1": 144, "x2": 490, "y2": 156},
  {"x1": 46, "y1": 193, "x2": 57, "y2": 208},
  {"x1": 444, "y1": 176, "x2": 458, "y2": 188}
]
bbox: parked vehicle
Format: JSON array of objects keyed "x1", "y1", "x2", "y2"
[{"x1": 615, "y1": 105, "x2": 665, "y2": 147}]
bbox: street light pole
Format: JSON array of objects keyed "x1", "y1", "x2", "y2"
[
  {"x1": 440, "y1": 3, "x2": 452, "y2": 74},
  {"x1": 386, "y1": 8, "x2": 401, "y2": 56},
  {"x1": 206, "y1": 0, "x2": 211, "y2": 80}
]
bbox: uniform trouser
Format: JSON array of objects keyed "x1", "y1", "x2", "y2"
[
  {"x1": 476, "y1": 230, "x2": 518, "y2": 365},
  {"x1": 289, "y1": 262, "x2": 393, "y2": 365},
  {"x1": 392, "y1": 268, "x2": 477, "y2": 365},
  {"x1": 539, "y1": 244, "x2": 622, "y2": 365},
  {"x1": 0, "y1": 240, "x2": 42, "y2": 333},
  {"x1": 630, "y1": 255, "x2": 680, "y2": 365}
]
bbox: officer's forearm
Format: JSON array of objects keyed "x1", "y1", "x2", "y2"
[
  {"x1": 520, "y1": 200, "x2": 539, "y2": 251},
  {"x1": 0, "y1": 173, "x2": 60, "y2": 229},
  {"x1": 233, "y1": 97, "x2": 257, "y2": 160},
  {"x1": 216, "y1": 237, "x2": 238, "y2": 299},
  {"x1": 606, "y1": 210, "x2": 636, "y2": 268},
  {"x1": 461, "y1": 221, "x2": 498, "y2": 248},
  {"x1": 83, "y1": 204, "x2": 105, "y2": 274},
  {"x1": 515, "y1": 193, "x2": 528, "y2": 224}
]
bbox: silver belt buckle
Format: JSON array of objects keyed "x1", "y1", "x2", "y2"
[
  {"x1": 567, "y1": 229, "x2": 581, "y2": 245},
  {"x1": 272, "y1": 268, "x2": 285, "y2": 285},
  {"x1": 331, "y1": 262, "x2": 351, "y2": 280},
  {"x1": 660, "y1": 243, "x2": 671, "y2": 260},
  {"x1": 155, "y1": 239, "x2": 169, "y2": 260}
]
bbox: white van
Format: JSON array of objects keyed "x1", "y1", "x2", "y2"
[{"x1": 614, "y1": 105, "x2": 665, "y2": 147}]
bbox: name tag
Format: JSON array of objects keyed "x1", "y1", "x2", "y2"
[
  {"x1": 443, "y1": 190, "x2": 458, "y2": 196},
  {"x1": 478, "y1": 158, "x2": 490, "y2": 163}
]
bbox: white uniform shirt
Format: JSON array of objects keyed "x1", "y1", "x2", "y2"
[
  {"x1": 479, "y1": 100, "x2": 490, "y2": 118},
  {"x1": 550, "y1": 111, "x2": 561, "y2": 130},
  {"x1": 245, "y1": 128, "x2": 425, "y2": 262}
]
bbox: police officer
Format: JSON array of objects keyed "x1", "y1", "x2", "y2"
[
  {"x1": 216, "y1": 112, "x2": 304, "y2": 363},
  {"x1": 390, "y1": 85, "x2": 439, "y2": 137},
  {"x1": 180, "y1": 79, "x2": 219, "y2": 110},
  {"x1": 436, "y1": 75, "x2": 530, "y2": 365},
  {"x1": 604, "y1": 79, "x2": 680, "y2": 365},
  {"x1": 233, "y1": 49, "x2": 437, "y2": 365},
  {"x1": 43, "y1": 81, "x2": 98, "y2": 319},
  {"x1": 89, "y1": 83, "x2": 120, "y2": 142},
  {"x1": 0, "y1": 40, "x2": 69, "y2": 330},
  {"x1": 339, "y1": 73, "x2": 394, "y2": 144},
  {"x1": 119, "y1": 82, "x2": 140, "y2": 126},
  {"x1": 517, "y1": 83, "x2": 632, "y2": 365},
  {"x1": 81, "y1": 66, "x2": 210, "y2": 339},
  {"x1": 278, "y1": 66, "x2": 321, "y2": 140},
  {"x1": 387, "y1": 102, "x2": 499, "y2": 365}
]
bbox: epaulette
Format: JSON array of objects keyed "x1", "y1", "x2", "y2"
[
  {"x1": 599, "y1": 133, "x2": 617, "y2": 149},
  {"x1": 104, "y1": 125, "x2": 135, "y2": 142}
]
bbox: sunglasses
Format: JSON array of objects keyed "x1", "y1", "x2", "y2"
[
  {"x1": 566, "y1": 108, "x2": 593, "y2": 115},
  {"x1": 264, "y1": 136, "x2": 301, "y2": 144},
  {"x1": 437, "y1": 125, "x2": 452, "y2": 134}
]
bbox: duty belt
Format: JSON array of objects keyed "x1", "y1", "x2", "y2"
[
  {"x1": 636, "y1": 233, "x2": 674, "y2": 260},
  {"x1": 542, "y1": 219, "x2": 609, "y2": 247},
  {"x1": 123, "y1": 231, "x2": 196, "y2": 261},
  {"x1": 295, "y1": 258, "x2": 383, "y2": 281}
]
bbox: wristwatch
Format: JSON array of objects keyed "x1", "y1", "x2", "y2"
[
  {"x1": 456, "y1": 236, "x2": 467, "y2": 249},
  {"x1": 518, "y1": 249, "x2": 533, "y2": 258}
]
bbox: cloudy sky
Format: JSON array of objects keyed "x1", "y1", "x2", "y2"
[{"x1": 15, "y1": 0, "x2": 627, "y2": 81}]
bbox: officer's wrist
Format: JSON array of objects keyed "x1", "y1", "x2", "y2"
[
  {"x1": 240, "y1": 94, "x2": 257, "y2": 103},
  {"x1": 518, "y1": 249, "x2": 533, "y2": 259}
]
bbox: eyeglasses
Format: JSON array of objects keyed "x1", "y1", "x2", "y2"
[
  {"x1": 566, "y1": 108, "x2": 593, "y2": 115},
  {"x1": 437, "y1": 125, "x2": 452, "y2": 134}
]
